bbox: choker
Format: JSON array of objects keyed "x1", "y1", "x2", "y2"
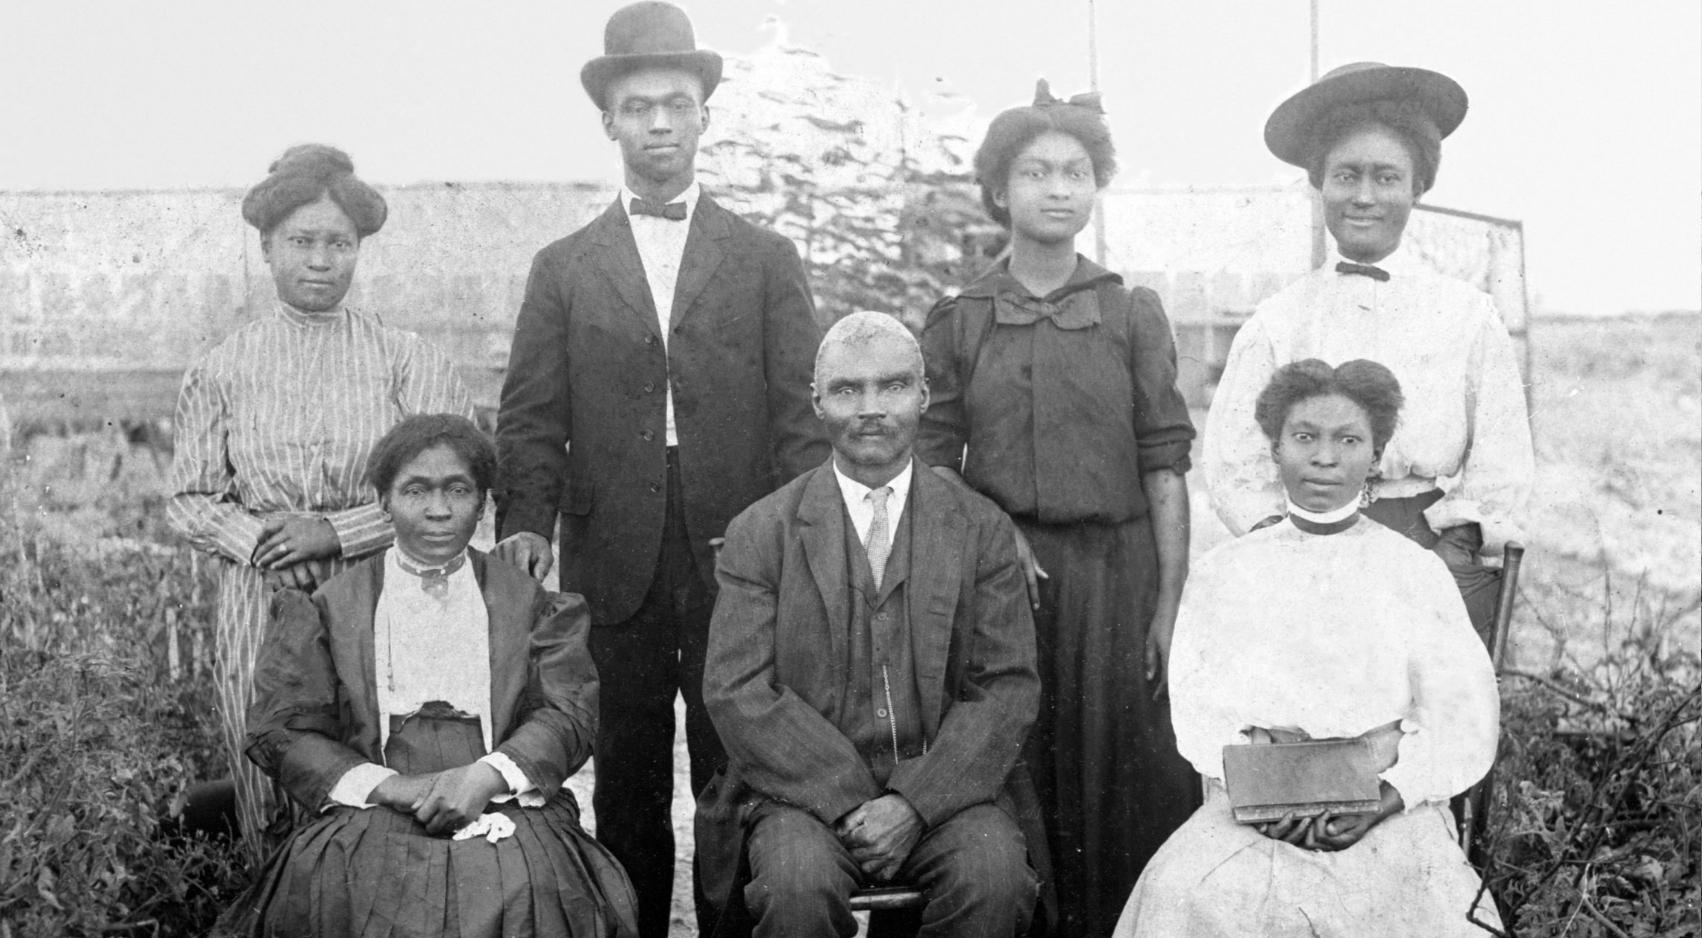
[
  {"x1": 394, "y1": 549, "x2": 467, "y2": 599},
  {"x1": 1285, "y1": 498, "x2": 1359, "y2": 535}
]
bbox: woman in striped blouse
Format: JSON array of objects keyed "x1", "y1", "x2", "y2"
[{"x1": 168, "y1": 144, "x2": 473, "y2": 855}]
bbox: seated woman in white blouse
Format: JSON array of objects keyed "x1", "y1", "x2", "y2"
[
  {"x1": 1116, "y1": 359, "x2": 1502, "y2": 937},
  {"x1": 217, "y1": 415, "x2": 637, "y2": 938}
]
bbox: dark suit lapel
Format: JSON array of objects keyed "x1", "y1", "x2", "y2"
[
  {"x1": 906, "y1": 461, "x2": 964, "y2": 731},
  {"x1": 669, "y1": 194, "x2": 730, "y2": 332},
  {"x1": 797, "y1": 464, "x2": 851, "y2": 662},
  {"x1": 589, "y1": 197, "x2": 663, "y2": 340},
  {"x1": 473, "y1": 551, "x2": 529, "y2": 745}
]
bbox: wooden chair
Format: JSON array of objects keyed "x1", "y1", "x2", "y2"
[{"x1": 1457, "y1": 541, "x2": 1525, "y2": 864}]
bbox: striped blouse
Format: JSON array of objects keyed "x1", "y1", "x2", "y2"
[{"x1": 168, "y1": 303, "x2": 473, "y2": 565}]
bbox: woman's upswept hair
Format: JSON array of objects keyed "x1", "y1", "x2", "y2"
[
  {"x1": 974, "y1": 87, "x2": 1117, "y2": 227},
  {"x1": 366, "y1": 414, "x2": 496, "y2": 498},
  {"x1": 1254, "y1": 358, "x2": 1405, "y2": 452},
  {"x1": 1304, "y1": 99, "x2": 1442, "y2": 196},
  {"x1": 242, "y1": 143, "x2": 388, "y2": 240}
]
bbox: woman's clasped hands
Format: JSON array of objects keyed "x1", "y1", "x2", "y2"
[
  {"x1": 370, "y1": 761, "x2": 509, "y2": 836},
  {"x1": 1255, "y1": 780, "x2": 1405, "y2": 853}
]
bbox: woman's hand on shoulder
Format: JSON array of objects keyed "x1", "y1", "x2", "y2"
[{"x1": 254, "y1": 517, "x2": 342, "y2": 569}]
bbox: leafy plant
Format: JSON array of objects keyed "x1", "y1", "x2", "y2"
[
  {"x1": 1, "y1": 465, "x2": 244, "y2": 938},
  {"x1": 1475, "y1": 570, "x2": 1701, "y2": 937}
]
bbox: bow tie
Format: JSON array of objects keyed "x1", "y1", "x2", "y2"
[
  {"x1": 991, "y1": 290, "x2": 1101, "y2": 330},
  {"x1": 630, "y1": 197, "x2": 687, "y2": 221},
  {"x1": 395, "y1": 551, "x2": 466, "y2": 601},
  {"x1": 1335, "y1": 261, "x2": 1390, "y2": 282}
]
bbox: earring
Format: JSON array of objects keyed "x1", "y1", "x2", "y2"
[{"x1": 1360, "y1": 471, "x2": 1380, "y2": 508}]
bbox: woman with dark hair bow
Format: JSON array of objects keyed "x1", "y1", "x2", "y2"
[
  {"x1": 917, "y1": 81, "x2": 1198, "y2": 937},
  {"x1": 1204, "y1": 63, "x2": 1533, "y2": 637},
  {"x1": 168, "y1": 144, "x2": 473, "y2": 855},
  {"x1": 1117, "y1": 359, "x2": 1501, "y2": 936}
]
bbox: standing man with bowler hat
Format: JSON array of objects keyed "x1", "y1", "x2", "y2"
[{"x1": 493, "y1": 4, "x2": 829, "y2": 935}]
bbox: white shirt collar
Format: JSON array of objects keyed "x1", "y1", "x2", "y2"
[
  {"x1": 620, "y1": 180, "x2": 701, "y2": 224},
  {"x1": 831, "y1": 458, "x2": 915, "y2": 544},
  {"x1": 1286, "y1": 496, "x2": 1361, "y2": 524}
]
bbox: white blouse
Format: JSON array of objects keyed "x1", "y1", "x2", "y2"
[
  {"x1": 1202, "y1": 245, "x2": 1533, "y2": 552},
  {"x1": 1168, "y1": 517, "x2": 1499, "y2": 808},
  {"x1": 325, "y1": 550, "x2": 540, "y2": 809}
]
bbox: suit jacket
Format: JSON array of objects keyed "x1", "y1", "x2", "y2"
[
  {"x1": 696, "y1": 458, "x2": 1041, "y2": 904},
  {"x1": 494, "y1": 193, "x2": 830, "y2": 625},
  {"x1": 245, "y1": 550, "x2": 598, "y2": 812}
]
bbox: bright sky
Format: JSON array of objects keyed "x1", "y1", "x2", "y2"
[{"x1": 2, "y1": 0, "x2": 1697, "y2": 316}]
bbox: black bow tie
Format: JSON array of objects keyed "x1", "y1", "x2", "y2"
[
  {"x1": 630, "y1": 197, "x2": 687, "y2": 221},
  {"x1": 1335, "y1": 261, "x2": 1390, "y2": 282}
]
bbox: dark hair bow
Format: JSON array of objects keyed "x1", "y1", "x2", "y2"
[{"x1": 1032, "y1": 78, "x2": 1104, "y2": 114}]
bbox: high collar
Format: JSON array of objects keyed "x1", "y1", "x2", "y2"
[
  {"x1": 960, "y1": 254, "x2": 1122, "y2": 302},
  {"x1": 1286, "y1": 496, "x2": 1361, "y2": 535},
  {"x1": 275, "y1": 300, "x2": 346, "y2": 328}
]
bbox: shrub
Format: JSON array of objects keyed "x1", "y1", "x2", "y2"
[
  {"x1": 1478, "y1": 573, "x2": 1701, "y2": 936},
  {"x1": 1, "y1": 493, "x2": 245, "y2": 937}
]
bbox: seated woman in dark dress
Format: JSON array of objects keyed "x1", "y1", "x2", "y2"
[{"x1": 218, "y1": 415, "x2": 637, "y2": 938}]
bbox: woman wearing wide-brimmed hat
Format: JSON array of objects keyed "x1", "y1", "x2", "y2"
[
  {"x1": 1202, "y1": 63, "x2": 1533, "y2": 635},
  {"x1": 168, "y1": 144, "x2": 473, "y2": 857}
]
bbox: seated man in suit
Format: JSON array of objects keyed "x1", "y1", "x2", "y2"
[{"x1": 699, "y1": 312, "x2": 1042, "y2": 937}]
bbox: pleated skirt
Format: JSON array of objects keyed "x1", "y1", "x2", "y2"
[{"x1": 216, "y1": 792, "x2": 638, "y2": 938}]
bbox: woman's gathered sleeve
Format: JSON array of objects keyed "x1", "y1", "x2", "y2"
[
  {"x1": 1423, "y1": 298, "x2": 1534, "y2": 554},
  {"x1": 1380, "y1": 554, "x2": 1500, "y2": 806},
  {"x1": 1127, "y1": 288, "x2": 1195, "y2": 475},
  {"x1": 493, "y1": 590, "x2": 599, "y2": 798},
  {"x1": 245, "y1": 589, "x2": 373, "y2": 812},
  {"x1": 1203, "y1": 316, "x2": 1285, "y2": 535},
  {"x1": 166, "y1": 359, "x2": 266, "y2": 565},
  {"x1": 916, "y1": 296, "x2": 970, "y2": 473},
  {"x1": 1166, "y1": 557, "x2": 1254, "y2": 781}
]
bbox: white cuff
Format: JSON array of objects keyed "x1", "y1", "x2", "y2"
[
  {"x1": 324, "y1": 762, "x2": 398, "y2": 811},
  {"x1": 478, "y1": 752, "x2": 546, "y2": 807}
]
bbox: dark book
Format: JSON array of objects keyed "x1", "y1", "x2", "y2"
[{"x1": 1222, "y1": 738, "x2": 1382, "y2": 824}]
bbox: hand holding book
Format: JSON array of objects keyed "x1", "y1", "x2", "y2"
[{"x1": 1256, "y1": 781, "x2": 1404, "y2": 852}]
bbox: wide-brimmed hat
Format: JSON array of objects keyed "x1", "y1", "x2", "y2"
[
  {"x1": 1264, "y1": 62, "x2": 1467, "y2": 168},
  {"x1": 581, "y1": 1, "x2": 723, "y2": 110}
]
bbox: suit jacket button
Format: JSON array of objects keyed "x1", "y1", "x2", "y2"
[
  {"x1": 640, "y1": 429, "x2": 654, "y2": 441},
  {"x1": 643, "y1": 382, "x2": 655, "y2": 393},
  {"x1": 650, "y1": 482, "x2": 662, "y2": 493},
  {"x1": 644, "y1": 334, "x2": 656, "y2": 345}
]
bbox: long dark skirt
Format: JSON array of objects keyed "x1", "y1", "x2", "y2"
[
  {"x1": 1020, "y1": 517, "x2": 1201, "y2": 938},
  {"x1": 1362, "y1": 491, "x2": 1502, "y2": 639},
  {"x1": 217, "y1": 710, "x2": 638, "y2": 938}
]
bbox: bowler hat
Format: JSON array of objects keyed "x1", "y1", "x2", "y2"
[
  {"x1": 581, "y1": 1, "x2": 723, "y2": 109},
  {"x1": 1265, "y1": 62, "x2": 1467, "y2": 168}
]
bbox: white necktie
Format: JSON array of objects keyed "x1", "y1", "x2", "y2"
[{"x1": 866, "y1": 486, "x2": 892, "y2": 589}]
